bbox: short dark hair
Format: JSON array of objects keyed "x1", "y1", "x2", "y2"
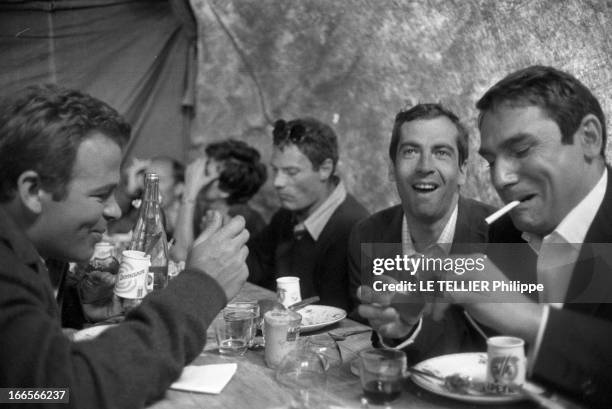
[
  {"x1": 272, "y1": 117, "x2": 339, "y2": 173},
  {"x1": 389, "y1": 103, "x2": 469, "y2": 165},
  {"x1": 0, "y1": 84, "x2": 130, "y2": 202},
  {"x1": 476, "y1": 65, "x2": 607, "y2": 156},
  {"x1": 205, "y1": 139, "x2": 267, "y2": 205}
]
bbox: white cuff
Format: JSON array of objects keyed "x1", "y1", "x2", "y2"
[{"x1": 378, "y1": 317, "x2": 423, "y2": 349}]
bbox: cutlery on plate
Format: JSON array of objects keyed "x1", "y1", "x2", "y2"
[
  {"x1": 287, "y1": 296, "x2": 320, "y2": 311},
  {"x1": 328, "y1": 329, "x2": 371, "y2": 341}
]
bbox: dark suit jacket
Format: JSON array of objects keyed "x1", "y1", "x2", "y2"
[
  {"x1": 348, "y1": 197, "x2": 493, "y2": 363},
  {"x1": 489, "y1": 171, "x2": 612, "y2": 407},
  {"x1": 248, "y1": 193, "x2": 369, "y2": 310},
  {"x1": 0, "y1": 206, "x2": 227, "y2": 409}
]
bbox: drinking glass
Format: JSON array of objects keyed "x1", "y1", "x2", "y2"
[
  {"x1": 304, "y1": 334, "x2": 342, "y2": 371},
  {"x1": 215, "y1": 306, "x2": 256, "y2": 356},
  {"x1": 264, "y1": 309, "x2": 302, "y2": 368},
  {"x1": 358, "y1": 348, "x2": 406, "y2": 406},
  {"x1": 226, "y1": 300, "x2": 260, "y2": 347},
  {"x1": 276, "y1": 348, "x2": 328, "y2": 408}
]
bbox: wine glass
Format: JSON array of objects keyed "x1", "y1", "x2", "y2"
[
  {"x1": 304, "y1": 334, "x2": 342, "y2": 371},
  {"x1": 276, "y1": 348, "x2": 329, "y2": 408}
]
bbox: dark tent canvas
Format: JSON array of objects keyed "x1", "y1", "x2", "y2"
[{"x1": 0, "y1": 0, "x2": 197, "y2": 163}]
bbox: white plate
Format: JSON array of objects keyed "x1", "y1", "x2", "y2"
[
  {"x1": 298, "y1": 305, "x2": 346, "y2": 332},
  {"x1": 411, "y1": 352, "x2": 525, "y2": 404},
  {"x1": 72, "y1": 324, "x2": 115, "y2": 342}
]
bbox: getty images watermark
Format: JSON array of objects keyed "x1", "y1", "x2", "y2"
[{"x1": 370, "y1": 254, "x2": 543, "y2": 296}]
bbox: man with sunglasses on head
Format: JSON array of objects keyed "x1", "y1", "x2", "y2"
[
  {"x1": 247, "y1": 118, "x2": 368, "y2": 310},
  {"x1": 351, "y1": 103, "x2": 492, "y2": 358}
]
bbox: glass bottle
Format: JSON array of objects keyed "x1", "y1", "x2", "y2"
[
  {"x1": 129, "y1": 173, "x2": 169, "y2": 292},
  {"x1": 78, "y1": 241, "x2": 119, "y2": 305}
]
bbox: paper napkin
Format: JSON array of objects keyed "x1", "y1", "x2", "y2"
[{"x1": 170, "y1": 363, "x2": 238, "y2": 394}]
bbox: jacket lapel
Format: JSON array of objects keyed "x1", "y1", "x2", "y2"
[{"x1": 567, "y1": 168, "x2": 612, "y2": 313}]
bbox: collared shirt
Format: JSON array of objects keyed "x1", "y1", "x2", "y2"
[
  {"x1": 522, "y1": 168, "x2": 608, "y2": 305},
  {"x1": 526, "y1": 168, "x2": 607, "y2": 373},
  {"x1": 401, "y1": 203, "x2": 457, "y2": 256},
  {"x1": 381, "y1": 202, "x2": 459, "y2": 349},
  {"x1": 294, "y1": 181, "x2": 347, "y2": 241}
]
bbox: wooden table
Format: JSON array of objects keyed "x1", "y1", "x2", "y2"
[{"x1": 148, "y1": 283, "x2": 578, "y2": 409}]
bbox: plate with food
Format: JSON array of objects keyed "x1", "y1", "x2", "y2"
[
  {"x1": 297, "y1": 305, "x2": 346, "y2": 332},
  {"x1": 410, "y1": 352, "x2": 540, "y2": 404}
]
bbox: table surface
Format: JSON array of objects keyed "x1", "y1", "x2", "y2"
[{"x1": 148, "y1": 282, "x2": 579, "y2": 409}]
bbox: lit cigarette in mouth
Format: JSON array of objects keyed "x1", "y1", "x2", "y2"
[{"x1": 485, "y1": 200, "x2": 520, "y2": 225}]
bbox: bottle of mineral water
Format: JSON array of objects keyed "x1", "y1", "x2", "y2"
[{"x1": 129, "y1": 172, "x2": 169, "y2": 292}]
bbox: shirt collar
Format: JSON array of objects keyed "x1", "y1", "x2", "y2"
[
  {"x1": 294, "y1": 181, "x2": 347, "y2": 241},
  {"x1": 402, "y1": 202, "x2": 458, "y2": 256},
  {"x1": 522, "y1": 168, "x2": 607, "y2": 252}
]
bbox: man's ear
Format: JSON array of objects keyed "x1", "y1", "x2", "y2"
[
  {"x1": 317, "y1": 158, "x2": 334, "y2": 181},
  {"x1": 16, "y1": 170, "x2": 45, "y2": 214},
  {"x1": 577, "y1": 114, "x2": 604, "y2": 160},
  {"x1": 457, "y1": 160, "x2": 467, "y2": 187}
]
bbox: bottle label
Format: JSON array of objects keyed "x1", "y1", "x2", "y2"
[
  {"x1": 93, "y1": 242, "x2": 114, "y2": 260},
  {"x1": 114, "y1": 250, "x2": 150, "y2": 299}
]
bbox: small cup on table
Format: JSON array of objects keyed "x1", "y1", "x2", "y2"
[
  {"x1": 358, "y1": 348, "x2": 406, "y2": 406},
  {"x1": 215, "y1": 305, "x2": 257, "y2": 356},
  {"x1": 227, "y1": 300, "x2": 260, "y2": 348},
  {"x1": 486, "y1": 336, "x2": 526, "y2": 393},
  {"x1": 276, "y1": 276, "x2": 301, "y2": 308}
]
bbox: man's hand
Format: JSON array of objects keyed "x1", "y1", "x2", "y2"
[
  {"x1": 357, "y1": 275, "x2": 424, "y2": 339},
  {"x1": 78, "y1": 270, "x2": 116, "y2": 305},
  {"x1": 78, "y1": 270, "x2": 124, "y2": 322},
  {"x1": 186, "y1": 211, "x2": 249, "y2": 301},
  {"x1": 183, "y1": 156, "x2": 219, "y2": 203},
  {"x1": 425, "y1": 254, "x2": 543, "y2": 344}
]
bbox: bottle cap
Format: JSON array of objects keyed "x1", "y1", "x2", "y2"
[{"x1": 145, "y1": 172, "x2": 159, "y2": 181}]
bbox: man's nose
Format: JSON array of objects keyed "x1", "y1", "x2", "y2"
[
  {"x1": 416, "y1": 152, "x2": 434, "y2": 173},
  {"x1": 103, "y1": 195, "x2": 122, "y2": 221},
  {"x1": 273, "y1": 172, "x2": 287, "y2": 189},
  {"x1": 491, "y1": 157, "x2": 519, "y2": 190}
]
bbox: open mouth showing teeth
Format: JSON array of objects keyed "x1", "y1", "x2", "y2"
[{"x1": 413, "y1": 183, "x2": 438, "y2": 192}]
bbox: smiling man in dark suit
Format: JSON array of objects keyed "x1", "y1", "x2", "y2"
[
  {"x1": 0, "y1": 84, "x2": 249, "y2": 409},
  {"x1": 350, "y1": 103, "x2": 493, "y2": 360},
  {"x1": 469, "y1": 65, "x2": 612, "y2": 406}
]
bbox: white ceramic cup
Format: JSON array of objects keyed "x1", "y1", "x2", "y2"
[
  {"x1": 276, "y1": 276, "x2": 301, "y2": 307},
  {"x1": 486, "y1": 336, "x2": 526, "y2": 390}
]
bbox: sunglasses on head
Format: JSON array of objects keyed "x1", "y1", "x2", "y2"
[{"x1": 273, "y1": 119, "x2": 306, "y2": 145}]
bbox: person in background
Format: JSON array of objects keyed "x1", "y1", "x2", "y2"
[
  {"x1": 109, "y1": 155, "x2": 185, "y2": 239},
  {"x1": 0, "y1": 84, "x2": 249, "y2": 409},
  {"x1": 352, "y1": 103, "x2": 492, "y2": 360},
  {"x1": 171, "y1": 139, "x2": 267, "y2": 261},
  {"x1": 247, "y1": 117, "x2": 369, "y2": 310},
  {"x1": 65, "y1": 155, "x2": 186, "y2": 328}
]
